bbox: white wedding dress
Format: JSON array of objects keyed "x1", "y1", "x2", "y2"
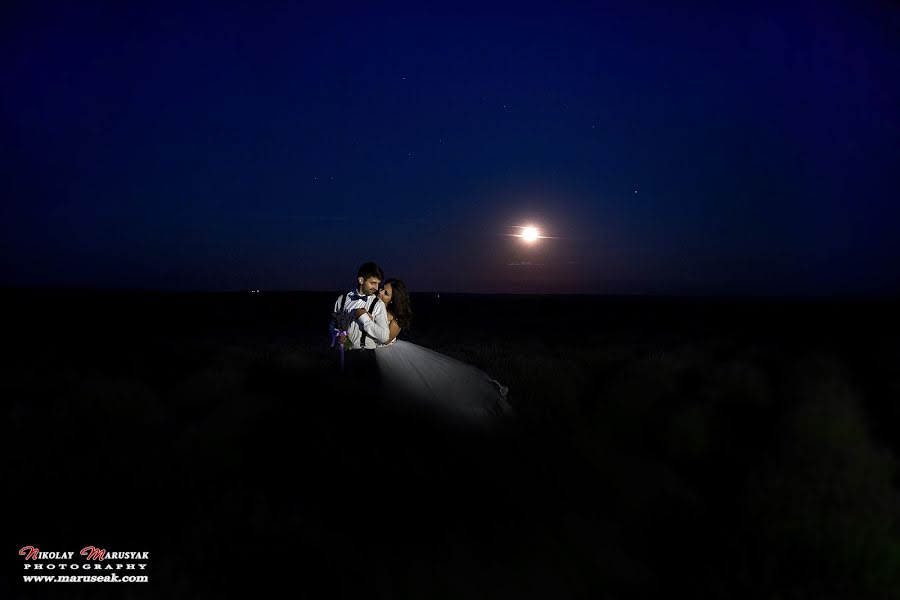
[{"x1": 374, "y1": 339, "x2": 512, "y2": 427}]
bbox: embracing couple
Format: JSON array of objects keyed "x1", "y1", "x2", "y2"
[{"x1": 330, "y1": 261, "x2": 511, "y2": 426}]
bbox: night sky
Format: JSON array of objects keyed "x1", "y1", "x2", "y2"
[{"x1": 2, "y1": 2, "x2": 898, "y2": 296}]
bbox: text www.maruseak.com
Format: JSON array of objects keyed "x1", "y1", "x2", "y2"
[{"x1": 23, "y1": 574, "x2": 148, "y2": 583}]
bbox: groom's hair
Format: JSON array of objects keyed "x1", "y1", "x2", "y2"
[{"x1": 357, "y1": 261, "x2": 384, "y2": 281}]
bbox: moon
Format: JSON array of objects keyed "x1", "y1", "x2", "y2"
[{"x1": 521, "y1": 226, "x2": 540, "y2": 243}]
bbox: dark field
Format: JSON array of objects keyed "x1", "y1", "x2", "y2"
[{"x1": 4, "y1": 289, "x2": 900, "y2": 599}]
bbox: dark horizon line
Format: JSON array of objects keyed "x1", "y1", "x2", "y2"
[{"x1": 2, "y1": 284, "x2": 898, "y2": 303}]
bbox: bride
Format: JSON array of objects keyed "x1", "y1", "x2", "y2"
[{"x1": 353, "y1": 279, "x2": 512, "y2": 427}]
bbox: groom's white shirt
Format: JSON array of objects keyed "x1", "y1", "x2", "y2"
[{"x1": 331, "y1": 290, "x2": 390, "y2": 349}]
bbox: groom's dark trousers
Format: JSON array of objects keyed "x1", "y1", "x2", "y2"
[{"x1": 343, "y1": 348, "x2": 381, "y2": 392}]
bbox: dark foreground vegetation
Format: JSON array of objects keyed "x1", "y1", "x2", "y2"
[{"x1": 3, "y1": 289, "x2": 900, "y2": 599}]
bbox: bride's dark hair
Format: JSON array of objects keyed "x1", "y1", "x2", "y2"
[{"x1": 385, "y1": 278, "x2": 412, "y2": 331}]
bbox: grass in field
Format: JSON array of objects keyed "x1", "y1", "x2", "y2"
[{"x1": 4, "y1": 330, "x2": 900, "y2": 598}]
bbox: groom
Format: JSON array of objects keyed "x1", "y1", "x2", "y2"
[{"x1": 331, "y1": 261, "x2": 391, "y2": 377}]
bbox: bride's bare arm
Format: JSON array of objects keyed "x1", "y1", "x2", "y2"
[{"x1": 385, "y1": 317, "x2": 401, "y2": 344}]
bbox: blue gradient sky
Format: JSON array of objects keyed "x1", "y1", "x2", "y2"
[{"x1": 2, "y1": 1, "x2": 898, "y2": 295}]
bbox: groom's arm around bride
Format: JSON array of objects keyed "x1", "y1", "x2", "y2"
[
  {"x1": 331, "y1": 292, "x2": 390, "y2": 349},
  {"x1": 353, "y1": 299, "x2": 390, "y2": 347}
]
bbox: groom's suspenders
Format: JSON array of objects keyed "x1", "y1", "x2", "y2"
[
  {"x1": 342, "y1": 293, "x2": 379, "y2": 349},
  {"x1": 358, "y1": 296, "x2": 379, "y2": 349}
]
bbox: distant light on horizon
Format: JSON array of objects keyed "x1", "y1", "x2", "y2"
[{"x1": 521, "y1": 226, "x2": 540, "y2": 243}]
